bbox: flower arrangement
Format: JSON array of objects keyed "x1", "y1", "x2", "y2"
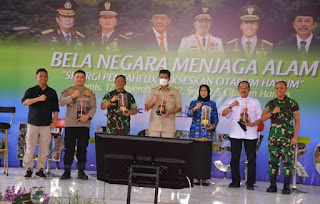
[
  {"x1": 0, "y1": 186, "x2": 50, "y2": 203},
  {"x1": 53, "y1": 189, "x2": 103, "y2": 204}
]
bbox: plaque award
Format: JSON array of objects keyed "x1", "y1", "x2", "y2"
[
  {"x1": 118, "y1": 93, "x2": 129, "y2": 114},
  {"x1": 201, "y1": 105, "x2": 211, "y2": 128},
  {"x1": 76, "y1": 98, "x2": 89, "y2": 120},
  {"x1": 156, "y1": 92, "x2": 167, "y2": 116}
]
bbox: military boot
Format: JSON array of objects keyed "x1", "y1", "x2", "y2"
[
  {"x1": 61, "y1": 165, "x2": 71, "y2": 179},
  {"x1": 266, "y1": 175, "x2": 277, "y2": 193},
  {"x1": 77, "y1": 163, "x2": 88, "y2": 180},
  {"x1": 282, "y1": 176, "x2": 291, "y2": 194}
]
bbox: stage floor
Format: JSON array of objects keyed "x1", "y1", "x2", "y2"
[{"x1": 0, "y1": 168, "x2": 320, "y2": 204}]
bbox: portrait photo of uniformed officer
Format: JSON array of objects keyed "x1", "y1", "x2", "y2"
[
  {"x1": 139, "y1": 4, "x2": 181, "y2": 55},
  {"x1": 225, "y1": 5, "x2": 273, "y2": 59},
  {"x1": 87, "y1": 1, "x2": 132, "y2": 53},
  {"x1": 39, "y1": 0, "x2": 85, "y2": 51},
  {"x1": 177, "y1": 5, "x2": 224, "y2": 58},
  {"x1": 276, "y1": 7, "x2": 320, "y2": 57}
]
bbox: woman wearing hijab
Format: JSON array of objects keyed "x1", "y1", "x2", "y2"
[{"x1": 187, "y1": 85, "x2": 219, "y2": 186}]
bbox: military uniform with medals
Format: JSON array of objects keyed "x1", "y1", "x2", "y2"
[
  {"x1": 87, "y1": 30, "x2": 131, "y2": 53},
  {"x1": 39, "y1": 0, "x2": 85, "y2": 51},
  {"x1": 87, "y1": 1, "x2": 132, "y2": 53},
  {"x1": 40, "y1": 28, "x2": 85, "y2": 51},
  {"x1": 226, "y1": 37, "x2": 273, "y2": 58},
  {"x1": 178, "y1": 6, "x2": 224, "y2": 58},
  {"x1": 178, "y1": 33, "x2": 224, "y2": 58},
  {"x1": 225, "y1": 5, "x2": 273, "y2": 59}
]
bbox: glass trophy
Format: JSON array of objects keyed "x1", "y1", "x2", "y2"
[
  {"x1": 201, "y1": 105, "x2": 211, "y2": 128},
  {"x1": 31, "y1": 186, "x2": 46, "y2": 204},
  {"x1": 76, "y1": 98, "x2": 90, "y2": 119},
  {"x1": 156, "y1": 92, "x2": 167, "y2": 116},
  {"x1": 238, "y1": 102, "x2": 249, "y2": 131},
  {"x1": 118, "y1": 93, "x2": 129, "y2": 114},
  {"x1": 156, "y1": 104, "x2": 167, "y2": 115}
]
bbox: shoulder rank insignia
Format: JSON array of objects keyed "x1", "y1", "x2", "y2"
[
  {"x1": 118, "y1": 34, "x2": 129, "y2": 40},
  {"x1": 227, "y1": 38, "x2": 239, "y2": 44},
  {"x1": 261, "y1": 39, "x2": 273, "y2": 46},
  {"x1": 75, "y1": 31, "x2": 85, "y2": 38},
  {"x1": 41, "y1": 29, "x2": 54, "y2": 35}
]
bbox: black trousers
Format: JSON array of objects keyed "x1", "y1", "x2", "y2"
[
  {"x1": 194, "y1": 141, "x2": 212, "y2": 180},
  {"x1": 64, "y1": 127, "x2": 89, "y2": 165},
  {"x1": 230, "y1": 138, "x2": 257, "y2": 185}
]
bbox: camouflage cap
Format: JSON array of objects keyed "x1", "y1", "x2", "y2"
[
  {"x1": 193, "y1": 5, "x2": 213, "y2": 20},
  {"x1": 98, "y1": 1, "x2": 119, "y2": 16},
  {"x1": 52, "y1": 0, "x2": 78, "y2": 17},
  {"x1": 239, "y1": 5, "x2": 262, "y2": 21}
]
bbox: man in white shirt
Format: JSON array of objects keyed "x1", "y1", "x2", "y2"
[
  {"x1": 222, "y1": 81, "x2": 262, "y2": 190},
  {"x1": 277, "y1": 7, "x2": 320, "y2": 56},
  {"x1": 178, "y1": 5, "x2": 224, "y2": 58},
  {"x1": 226, "y1": 4, "x2": 273, "y2": 58}
]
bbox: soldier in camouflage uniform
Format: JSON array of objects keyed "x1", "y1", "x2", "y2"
[
  {"x1": 101, "y1": 75, "x2": 137, "y2": 135},
  {"x1": 261, "y1": 81, "x2": 300, "y2": 195},
  {"x1": 39, "y1": 0, "x2": 85, "y2": 51}
]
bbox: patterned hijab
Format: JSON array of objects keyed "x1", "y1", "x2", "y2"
[{"x1": 198, "y1": 85, "x2": 210, "y2": 102}]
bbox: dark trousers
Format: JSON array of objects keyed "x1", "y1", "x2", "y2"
[
  {"x1": 194, "y1": 141, "x2": 212, "y2": 180},
  {"x1": 230, "y1": 138, "x2": 257, "y2": 185},
  {"x1": 64, "y1": 127, "x2": 89, "y2": 165}
]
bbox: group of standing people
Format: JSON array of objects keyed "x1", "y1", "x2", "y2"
[
  {"x1": 188, "y1": 80, "x2": 300, "y2": 195},
  {"x1": 22, "y1": 69, "x2": 97, "y2": 180},
  {"x1": 39, "y1": 0, "x2": 320, "y2": 58},
  {"x1": 21, "y1": 67, "x2": 300, "y2": 195},
  {"x1": 21, "y1": 68, "x2": 182, "y2": 180},
  {"x1": 222, "y1": 81, "x2": 300, "y2": 195}
]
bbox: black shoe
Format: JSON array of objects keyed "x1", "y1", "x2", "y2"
[
  {"x1": 267, "y1": 184, "x2": 277, "y2": 192},
  {"x1": 77, "y1": 171, "x2": 88, "y2": 180},
  {"x1": 228, "y1": 182, "x2": 240, "y2": 188},
  {"x1": 61, "y1": 171, "x2": 71, "y2": 179},
  {"x1": 247, "y1": 185, "x2": 254, "y2": 190},
  {"x1": 194, "y1": 179, "x2": 200, "y2": 185},
  {"x1": 267, "y1": 175, "x2": 277, "y2": 193},
  {"x1": 35, "y1": 170, "x2": 47, "y2": 178},
  {"x1": 77, "y1": 163, "x2": 88, "y2": 180},
  {"x1": 202, "y1": 182, "x2": 210, "y2": 186},
  {"x1": 282, "y1": 187, "x2": 291, "y2": 194},
  {"x1": 282, "y1": 176, "x2": 291, "y2": 195},
  {"x1": 24, "y1": 170, "x2": 33, "y2": 178}
]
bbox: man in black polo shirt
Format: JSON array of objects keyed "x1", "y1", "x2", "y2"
[{"x1": 22, "y1": 68, "x2": 59, "y2": 178}]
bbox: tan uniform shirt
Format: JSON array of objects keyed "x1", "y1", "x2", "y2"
[
  {"x1": 145, "y1": 86, "x2": 182, "y2": 133},
  {"x1": 59, "y1": 86, "x2": 96, "y2": 128}
]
